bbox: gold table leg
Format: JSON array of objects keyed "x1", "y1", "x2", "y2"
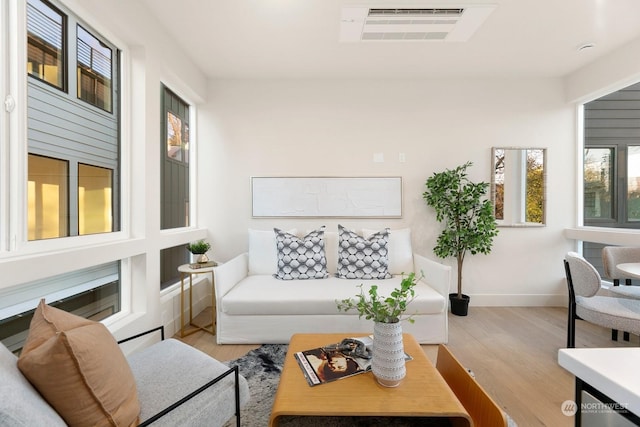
[{"x1": 179, "y1": 268, "x2": 216, "y2": 337}]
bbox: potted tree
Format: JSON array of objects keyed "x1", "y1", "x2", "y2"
[
  {"x1": 422, "y1": 161, "x2": 498, "y2": 316},
  {"x1": 336, "y1": 273, "x2": 418, "y2": 387}
]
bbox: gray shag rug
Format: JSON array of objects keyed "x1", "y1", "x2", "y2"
[{"x1": 223, "y1": 344, "x2": 518, "y2": 427}]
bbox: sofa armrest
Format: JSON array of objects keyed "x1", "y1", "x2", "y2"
[
  {"x1": 214, "y1": 253, "x2": 249, "y2": 304},
  {"x1": 413, "y1": 253, "x2": 451, "y2": 299}
]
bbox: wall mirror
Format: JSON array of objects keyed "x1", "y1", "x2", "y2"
[{"x1": 491, "y1": 147, "x2": 547, "y2": 227}]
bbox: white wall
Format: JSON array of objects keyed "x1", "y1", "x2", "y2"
[{"x1": 199, "y1": 78, "x2": 576, "y2": 306}]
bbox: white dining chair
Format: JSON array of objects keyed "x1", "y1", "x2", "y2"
[
  {"x1": 602, "y1": 246, "x2": 640, "y2": 341},
  {"x1": 564, "y1": 252, "x2": 640, "y2": 348}
]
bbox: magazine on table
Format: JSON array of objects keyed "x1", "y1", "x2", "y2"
[{"x1": 294, "y1": 335, "x2": 412, "y2": 386}]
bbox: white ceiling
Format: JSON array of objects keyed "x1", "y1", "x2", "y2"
[{"x1": 140, "y1": 0, "x2": 640, "y2": 80}]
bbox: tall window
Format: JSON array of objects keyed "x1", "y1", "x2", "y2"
[
  {"x1": 27, "y1": 0, "x2": 119, "y2": 240},
  {"x1": 160, "y1": 87, "x2": 191, "y2": 287},
  {"x1": 1, "y1": 0, "x2": 124, "y2": 336},
  {"x1": 161, "y1": 86, "x2": 190, "y2": 230}
]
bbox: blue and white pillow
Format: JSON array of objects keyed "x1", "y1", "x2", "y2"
[
  {"x1": 274, "y1": 227, "x2": 329, "y2": 280},
  {"x1": 337, "y1": 225, "x2": 392, "y2": 279}
]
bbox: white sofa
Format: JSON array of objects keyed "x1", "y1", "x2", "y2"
[{"x1": 213, "y1": 228, "x2": 451, "y2": 344}]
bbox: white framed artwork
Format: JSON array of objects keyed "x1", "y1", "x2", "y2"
[{"x1": 251, "y1": 177, "x2": 402, "y2": 218}]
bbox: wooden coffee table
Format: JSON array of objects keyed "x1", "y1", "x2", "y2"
[{"x1": 269, "y1": 333, "x2": 471, "y2": 426}]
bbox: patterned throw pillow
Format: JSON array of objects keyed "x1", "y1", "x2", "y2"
[
  {"x1": 274, "y1": 227, "x2": 329, "y2": 280},
  {"x1": 337, "y1": 225, "x2": 392, "y2": 279}
]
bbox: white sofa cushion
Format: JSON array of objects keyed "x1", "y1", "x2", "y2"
[
  {"x1": 363, "y1": 228, "x2": 413, "y2": 275},
  {"x1": 221, "y1": 276, "x2": 445, "y2": 316},
  {"x1": 248, "y1": 229, "x2": 296, "y2": 275}
]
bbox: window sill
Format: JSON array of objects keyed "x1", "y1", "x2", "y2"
[{"x1": 564, "y1": 227, "x2": 640, "y2": 245}]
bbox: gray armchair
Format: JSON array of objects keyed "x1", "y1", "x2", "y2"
[
  {"x1": 1, "y1": 326, "x2": 249, "y2": 426},
  {"x1": 564, "y1": 252, "x2": 640, "y2": 348}
]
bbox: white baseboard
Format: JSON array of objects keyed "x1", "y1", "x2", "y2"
[{"x1": 468, "y1": 294, "x2": 567, "y2": 307}]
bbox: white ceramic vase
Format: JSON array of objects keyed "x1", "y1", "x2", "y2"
[
  {"x1": 371, "y1": 321, "x2": 406, "y2": 387},
  {"x1": 191, "y1": 253, "x2": 209, "y2": 264}
]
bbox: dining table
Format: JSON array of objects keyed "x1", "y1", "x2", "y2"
[{"x1": 615, "y1": 263, "x2": 640, "y2": 279}]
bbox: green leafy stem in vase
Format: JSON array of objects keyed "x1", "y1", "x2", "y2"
[{"x1": 336, "y1": 272, "x2": 421, "y2": 324}]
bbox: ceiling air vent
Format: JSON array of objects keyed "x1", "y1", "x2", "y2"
[{"x1": 340, "y1": 5, "x2": 495, "y2": 42}]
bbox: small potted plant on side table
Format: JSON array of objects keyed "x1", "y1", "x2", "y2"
[
  {"x1": 186, "y1": 239, "x2": 211, "y2": 265},
  {"x1": 336, "y1": 272, "x2": 419, "y2": 387}
]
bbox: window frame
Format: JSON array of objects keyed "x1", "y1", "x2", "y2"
[
  {"x1": 25, "y1": 0, "x2": 121, "y2": 243},
  {"x1": 25, "y1": 0, "x2": 67, "y2": 92},
  {"x1": 76, "y1": 23, "x2": 113, "y2": 113},
  {"x1": 0, "y1": 0, "x2": 134, "y2": 329},
  {"x1": 160, "y1": 85, "x2": 192, "y2": 231},
  {"x1": 584, "y1": 142, "x2": 640, "y2": 229}
]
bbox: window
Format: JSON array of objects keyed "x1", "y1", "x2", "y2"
[
  {"x1": 28, "y1": 154, "x2": 69, "y2": 240},
  {"x1": 160, "y1": 87, "x2": 192, "y2": 287},
  {"x1": 160, "y1": 245, "x2": 189, "y2": 290},
  {"x1": 77, "y1": 25, "x2": 112, "y2": 112},
  {"x1": 0, "y1": 262, "x2": 120, "y2": 353},
  {"x1": 27, "y1": 0, "x2": 120, "y2": 240},
  {"x1": 627, "y1": 146, "x2": 640, "y2": 221},
  {"x1": 584, "y1": 147, "x2": 614, "y2": 221},
  {"x1": 161, "y1": 86, "x2": 190, "y2": 230},
  {"x1": 26, "y1": 0, "x2": 65, "y2": 90},
  {"x1": 583, "y1": 83, "x2": 640, "y2": 228},
  {"x1": 582, "y1": 82, "x2": 640, "y2": 276},
  {"x1": 0, "y1": 0, "x2": 125, "y2": 333},
  {"x1": 78, "y1": 164, "x2": 113, "y2": 235}
]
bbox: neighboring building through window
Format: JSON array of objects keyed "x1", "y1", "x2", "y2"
[
  {"x1": 27, "y1": 0, "x2": 65, "y2": 90},
  {"x1": 28, "y1": 154, "x2": 69, "y2": 239},
  {"x1": 78, "y1": 163, "x2": 113, "y2": 235},
  {"x1": 77, "y1": 25, "x2": 112, "y2": 112},
  {"x1": 583, "y1": 82, "x2": 640, "y2": 274},
  {"x1": 27, "y1": 0, "x2": 120, "y2": 241}
]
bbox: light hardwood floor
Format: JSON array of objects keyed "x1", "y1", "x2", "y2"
[{"x1": 176, "y1": 307, "x2": 638, "y2": 427}]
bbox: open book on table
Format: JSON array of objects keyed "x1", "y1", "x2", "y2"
[{"x1": 294, "y1": 335, "x2": 412, "y2": 386}]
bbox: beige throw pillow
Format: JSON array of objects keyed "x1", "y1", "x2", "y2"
[{"x1": 18, "y1": 300, "x2": 140, "y2": 427}]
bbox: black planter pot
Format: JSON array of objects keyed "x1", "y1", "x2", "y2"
[{"x1": 449, "y1": 293, "x2": 470, "y2": 316}]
